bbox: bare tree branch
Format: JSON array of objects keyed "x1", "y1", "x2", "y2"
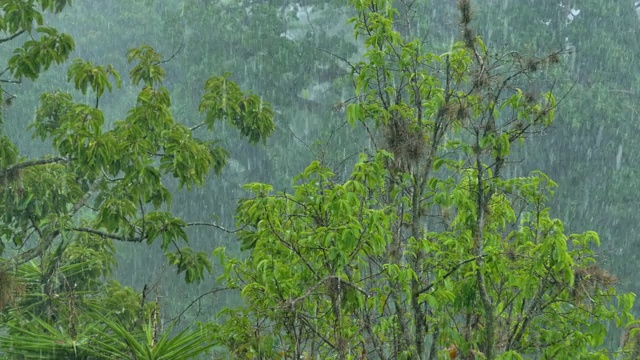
[
  {"x1": 158, "y1": 44, "x2": 183, "y2": 65},
  {"x1": 0, "y1": 157, "x2": 68, "y2": 180},
  {"x1": 0, "y1": 30, "x2": 25, "y2": 44},
  {"x1": 170, "y1": 287, "x2": 231, "y2": 323},
  {"x1": 185, "y1": 221, "x2": 244, "y2": 233},
  {"x1": 71, "y1": 227, "x2": 144, "y2": 242}
]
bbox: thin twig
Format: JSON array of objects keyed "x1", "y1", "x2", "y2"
[
  {"x1": 0, "y1": 30, "x2": 25, "y2": 44},
  {"x1": 171, "y1": 288, "x2": 231, "y2": 323},
  {"x1": 158, "y1": 44, "x2": 184, "y2": 65},
  {"x1": 185, "y1": 222, "x2": 245, "y2": 233}
]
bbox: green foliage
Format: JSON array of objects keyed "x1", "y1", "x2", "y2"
[
  {"x1": 167, "y1": 247, "x2": 213, "y2": 284},
  {"x1": 223, "y1": 153, "x2": 634, "y2": 359},
  {"x1": 0, "y1": 315, "x2": 96, "y2": 359},
  {"x1": 0, "y1": 1, "x2": 274, "y2": 358},
  {"x1": 199, "y1": 74, "x2": 275, "y2": 144},
  {"x1": 0, "y1": 273, "x2": 216, "y2": 359},
  {"x1": 88, "y1": 315, "x2": 217, "y2": 360},
  {"x1": 8, "y1": 27, "x2": 74, "y2": 80},
  {"x1": 213, "y1": 1, "x2": 637, "y2": 359},
  {"x1": 38, "y1": 0, "x2": 71, "y2": 14},
  {"x1": 3, "y1": 39, "x2": 274, "y2": 283},
  {"x1": 0, "y1": 0, "x2": 637, "y2": 359},
  {"x1": 472, "y1": 0, "x2": 640, "y2": 299},
  {"x1": 68, "y1": 59, "x2": 121, "y2": 98},
  {"x1": 128, "y1": 45, "x2": 166, "y2": 87}
]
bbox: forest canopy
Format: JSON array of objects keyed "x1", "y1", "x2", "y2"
[{"x1": 0, "y1": 0, "x2": 638, "y2": 359}]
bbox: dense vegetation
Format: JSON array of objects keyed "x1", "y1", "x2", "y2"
[{"x1": 0, "y1": 0, "x2": 638, "y2": 359}]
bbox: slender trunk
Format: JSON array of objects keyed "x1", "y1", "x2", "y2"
[
  {"x1": 361, "y1": 306, "x2": 385, "y2": 359},
  {"x1": 410, "y1": 178, "x2": 426, "y2": 359},
  {"x1": 330, "y1": 277, "x2": 347, "y2": 360},
  {"x1": 390, "y1": 275, "x2": 413, "y2": 358},
  {"x1": 474, "y1": 154, "x2": 495, "y2": 359},
  {"x1": 427, "y1": 325, "x2": 440, "y2": 360},
  {"x1": 385, "y1": 169, "x2": 417, "y2": 359}
]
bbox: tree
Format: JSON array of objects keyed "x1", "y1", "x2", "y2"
[
  {"x1": 216, "y1": 1, "x2": 637, "y2": 359},
  {"x1": 474, "y1": 0, "x2": 640, "y2": 299},
  {"x1": 0, "y1": 0, "x2": 274, "y2": 358}
]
